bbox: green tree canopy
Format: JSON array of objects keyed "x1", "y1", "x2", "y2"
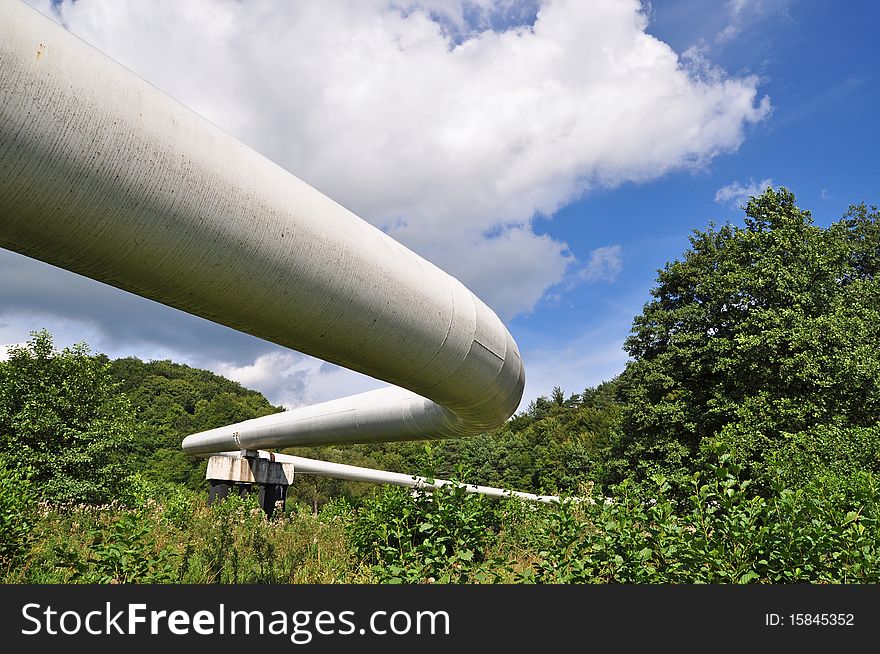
[
  {"x1": 604, "y1": 188, "x2": 880, "y2": 493},
  {"x1": 106, "y1": 357, "x2": 283, "y2": 488},
  {"x1": 0, "y1": 330, "x2": 137, "y2": 503}
]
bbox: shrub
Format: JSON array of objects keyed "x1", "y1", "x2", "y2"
[
  {"x1": 349, "y1": 482, "x2": 500, "y2": 583},
  {"x1": 0, "y1": 459, "x2": 35, "y2": 568},
  {"x1": 0, "y1": 331, "x2": 136, "y2": 504},
  {"x1": 522, "y1": 444, "x2": 880, "y2": 584}
]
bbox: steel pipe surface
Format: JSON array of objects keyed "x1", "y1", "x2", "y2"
[{"x1": 0, "y1": 1, "x2": 525, "y2": 454}]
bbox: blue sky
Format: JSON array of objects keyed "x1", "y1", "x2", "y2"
[
  {"x1": 517, "y1": 0, "x2": 880, "y2": 397},
  {"x1": 3, "y1": 0, "x2": 878, "y2": 411}
]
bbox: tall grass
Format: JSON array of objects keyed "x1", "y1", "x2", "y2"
[{"x1": 5, "y1": 452, "x2": 880, "y2": 584}]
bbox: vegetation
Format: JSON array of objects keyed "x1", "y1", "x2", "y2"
[
  {"x1": 6, "y1": 445, "x2": 880, "y2": 583},
  {"x1": 0, "y1": 458, "x2": 35, "y2": 569},
  {"x1": 0, "y1": 331, "x2": 137, "y2": 504},
  {"x1": 285, "y1": 380, "x2": 620, "y2": 509},
  {"x1": 1, "y1": 188, "x2": 878, "y2": 583},
  {"x1": 608, "y1": 189, "x2": 880, "y2": 497},
  {"x1": 105, "y1": 356, "x2": 282, "y2": 489}
]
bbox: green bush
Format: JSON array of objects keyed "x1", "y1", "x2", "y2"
[
  {"x1": 119, "y1": 472, "x2": 197, "y2": 528},
  {"x1": 82, "y1": 509, "x2": 180, "y2": 583},
  {"x1": 0, "y1": 460, "x2": 36, "y2": 568},
  {"x1": 8, "y1": 455, "x2": 880, "y2": 584},
  {"x1": 522, "y1": 445, "x2": 880, "y2": 583},
  {"x1": 349, "y1": 482, "x2": 501, "y2": 583},
  {"x1": 0, "y1": 331, "x2": 136, "y2": 504},
  {"x1": 764, "y1": 424, "x2": 880, "y2": 492}
]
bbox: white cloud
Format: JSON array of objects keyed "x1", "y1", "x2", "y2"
[
  {"x1": 581, "y1": 245, "x2": 623, "y2": 283},
  {"x1": 716, "y1": 0, "x2": 796, "y2": 44},
  {"x1": 435, "y1": 226, "x2": 574, "y2": 319},
  {"x1": 214, "y1": 351, "x2": 384, "y2": 409},
  {"x1": 29, "y1": 0, "x2": 770, "y2": 318},
  {"x1": 717, "y1": 0, "x2": 753, "y2": 42},
  {"x1": 714, "y1": 177, "x2": 774, "y2": 207}
]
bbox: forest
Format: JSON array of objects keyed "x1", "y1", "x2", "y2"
[{"x1": 1, "y1": 188, "x2": 879, "y2": 583}]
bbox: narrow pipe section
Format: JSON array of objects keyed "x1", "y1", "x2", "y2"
[
  {"x1": 0, "y1": 1, "x2": 525, "y2": 453},
  {"x1": 229, "y1": 451, "x2": 561, "y2": 504}
]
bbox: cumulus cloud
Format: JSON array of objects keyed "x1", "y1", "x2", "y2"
[
  {"x1": 29, "y1": 0, "x2": 768, "y2": 318},
  {"x1": 215, "y1": 352, "x2": 384, "y2": 409},
  {"x1": 714, "y1": 177, "x2": 774, "y2": 206},
  {"x1": 435, "y1": 227, "x2": 573, "y2": 319}
]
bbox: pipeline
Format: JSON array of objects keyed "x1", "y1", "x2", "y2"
[
  {"x1": 0, "y1": 0, "x2": 525, "y2": 460},
  {"x1": 0, "y1": 2, "x2": 562, "y2": 504},
  {"x1": 235, "y1": 450, "x2": 561, "y2": 504}
]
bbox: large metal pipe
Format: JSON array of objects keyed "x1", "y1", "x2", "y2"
[{"x1": 0, "y1": 1, "x2": 525, "y2": 453}]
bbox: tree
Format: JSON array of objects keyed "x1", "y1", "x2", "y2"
[
  {"x1": 106, "y1": 357, "x2": 282, "y2": 488},
  {"x1": 604, "y1": 188, "x2": 880, "y2": 494},
  {"x1": 0, "y1": 330, "x2": 137, "y2": 503}
]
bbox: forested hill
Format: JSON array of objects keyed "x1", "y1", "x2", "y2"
[
  {"x1": 102, "y1": 355, "x2": 622, "y2": 501},
  {"x1": 102, "y1": 357, "x2": 283, "y2": 488},
  {"x1": 96, "y1": 355, "x2": 620, "y2": 506},
  {"x1": 285, "y1": 382, "x2": 623, "y2": 508},
  {"x1": 95, "y1": 356, "x2": 626, "y2": 500}
]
